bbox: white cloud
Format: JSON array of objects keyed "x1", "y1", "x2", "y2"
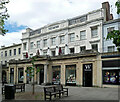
[
  {"x1": 0, "y1": 29, "x2": 25, "y2": 47},
  {"x1": 1, "y1": 0, "x2": 118, "y2": 47},
  {"x1": 7, "y1": 0, "x2": 118, "y2": 29}
]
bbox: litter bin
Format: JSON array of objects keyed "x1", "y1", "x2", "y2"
[{"x1": 5, "y1": 84, "x2": 15, "y2": 99}]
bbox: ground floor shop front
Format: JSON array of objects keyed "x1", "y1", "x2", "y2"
[{"x1": 7, "y1": 52, "x2": 120, "y2": 87}]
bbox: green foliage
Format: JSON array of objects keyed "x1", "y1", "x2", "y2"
[
  {"x1": 0, "y1": 0, "x2": 9, "y2": 35},
  {"x1": 115, "y1": 0, "x2": 120, "y2": 14},
  {"x1": 106, "y1": 1, "x2": 120, "y2": 51},
  {"x1": 25, "y1": 56, "x2": 40, "y2": 78},
  {"x1": 106, "y1": 30, "x2": 120, "y2": 47}
]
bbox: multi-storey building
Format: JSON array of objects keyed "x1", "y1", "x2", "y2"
[
  {"x1": 0, "y1": 43, "x2": 22, "y2": 83},
  {"x1": 21, "y1": 2, "x2": 113, "y2": 59},
  {"x1": 1, "y1": 2, "x2": 120, "y2": 87},
  {"x1": 103, "y1": 18, "x2": 120, "y2": 52}
]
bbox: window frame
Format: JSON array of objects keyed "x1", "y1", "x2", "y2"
[
  {"x1": 91, "y1": 26, "x2": 98, "y2": 38},
  {"x1": 60, "y1": 35, "x2": 65, "y2": 44},
  {"x1": 37, "y1": 41, "x2": 40, "y2": 48},
  {"x1": 43, "y1": 39, "x2": 47, "y2": 47},
  {"x1": 80, "y1": 30, "x2": 86, "y2": 40},
  {"x1": 69, "y1": 33, "x2": 75, "y2": 42}
]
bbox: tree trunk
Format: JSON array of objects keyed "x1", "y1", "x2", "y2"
[{"x1": 32, "y1": 76, "x2": 35, "y2": 95}]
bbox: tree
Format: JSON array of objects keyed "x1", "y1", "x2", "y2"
[
  {"x1": 116, "y1": 0, "x2": 120, "y2": 14},
  {"x1": 25, "y1": 56, "x2": 40, "y2": 94},
  {"x1": 0, "y1": 0, "x2": 9, "y2": 35},
  {"x1": 106, "y1": 0, "x2": 120, "y2": 51}
]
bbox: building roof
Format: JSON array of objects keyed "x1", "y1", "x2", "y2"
[{"x1": 0, "y1": 43, "x2": 22, "y2": 50}]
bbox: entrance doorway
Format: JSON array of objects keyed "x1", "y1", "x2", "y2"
[
  {"x1": 10, "y1": 68, "x2": 14, "y2": 84},
  {"x1": 83, "y1": 63, "x2": 92, "y2": 87},
  {"x1": 39, "y1": 69, "x2": 44, "y2": 85},
  {"x1": 2, "y1": 70, "x2": 7, "y2": 84}
]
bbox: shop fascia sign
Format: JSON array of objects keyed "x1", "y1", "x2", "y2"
[{"x1": 84, "y1": 64, "x2": 92, "y2": 71}]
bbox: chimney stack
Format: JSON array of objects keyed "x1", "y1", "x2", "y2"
[{"x1": 102, "y1": 2, "x2": 113, "y2": 21}]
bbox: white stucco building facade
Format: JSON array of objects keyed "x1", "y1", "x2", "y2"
[{"x1": 21, "y1": 2, "x2": 113, "y2": 59}]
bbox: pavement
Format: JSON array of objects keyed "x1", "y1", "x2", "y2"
[
  {"x1": 1, "y1": 84, "x2": 120, "y2": 101},
  {"x1": 26, "y1": 84, "x2": 119, "y2": 100}
]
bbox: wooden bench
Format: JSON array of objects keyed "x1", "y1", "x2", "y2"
[
  {"x1": 44, "y1": 85, "x2": 68, "y2": 100},
  {"x1": 44, "y1": 86, "x2": 61, "y2": 100},
  {"x1": 15, "y1": 83, "x2": 25, "y2": 92},
  {"x1": 55, "y1": 85, "x2": 68, "y2": 97}
]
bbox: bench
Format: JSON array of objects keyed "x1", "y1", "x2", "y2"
[
  {"x1": 15, "y1": 83, "x2": 25, "y2": 92},
  {"x1": 55, "y1": 85, "x2": 68, "y2": 97},
  {"x1": 44, "y1": 85, "x2": 68, "y2": 100},
  {"x1": 44, "y1": 86, "x2": 61, "y2": 100}
]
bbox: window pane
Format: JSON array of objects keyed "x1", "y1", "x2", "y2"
[
  {"x1": 23, "y1": 43, "x2": 27, "y2": 50},
  {"x1": 108, "y1": 46, "x2": 115, "y2": 52},
  {"x1": 80, "y1": 31, "x2": 86, "y2": 40},
  {"x1": 51, "y1": 38, "x2": 56, "y2": 45},
  {"x1": 14, "y1": 49, "x2": 16, "y2": 55},
  {"x1": 92, "y1": 44, "x2": 98, "y2": 51},
  {"x1": 9, "y1": 50, "x2": 12, "y2": 56},
  {"x1": 43, "y1": 39, "x2": 47, "y2": 47},
  {"x1": 69, "y1": 33, "x2": 75, "y2": 42},
  {"x1": 60, "y1": 35, "x2": 65, "y2": 44},
  {"x1": 18, "y1": 48, "x2": 21, "y2": 54},
  {"x1": 80, "y1": 46, "x2": 86, "y2": 52},
  {"x1": 37, "y1": 41, "x2": 40, "y2": 48},
  {"x1": 91, "y1": 27, "x2": 98, "y2": 37},
  {"x1": 107, "y1": 27, "x2": 114, "y2": 34},
  {"x1": 30, "y1": 42, "x2": 34, "y2": 49},
  {"x1": 70, "y1": 48, "x2": 74, "y2": 54}
]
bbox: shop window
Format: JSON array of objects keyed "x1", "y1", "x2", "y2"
[
  {"x1": 66, "y1": 65, "x2": 76, "y2": 86},
  {"x1": 18, "y1": 68, "x2": 24, "y2": 83},
  {"x1": 52, "y1": 66, "x2": 61, "y2": 85},
  {"x1": 103, "y1": 70, "x2": 120, "y2": 85}
]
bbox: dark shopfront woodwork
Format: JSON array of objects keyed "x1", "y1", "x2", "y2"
[
  {"x1": 83, "y1": 63, "x2": 92, "y2": 87},
  {"x1": 10, "y1": 68, "x2": 14, "y2": 84},
  {"x1": 39, "y1": 69, "x2": 44, "y2": 85},
  {"x1": 18, "y1": 68, "x2": 24, "y2": 83}
]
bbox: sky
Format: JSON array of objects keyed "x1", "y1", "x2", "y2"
[{"x1": 0, "y1": 0, "x2": 118, "y2": 47}]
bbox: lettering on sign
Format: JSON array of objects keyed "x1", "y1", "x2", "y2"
[{"x1": 84, "y1": 64, "x2": 92, "y2": 71}]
